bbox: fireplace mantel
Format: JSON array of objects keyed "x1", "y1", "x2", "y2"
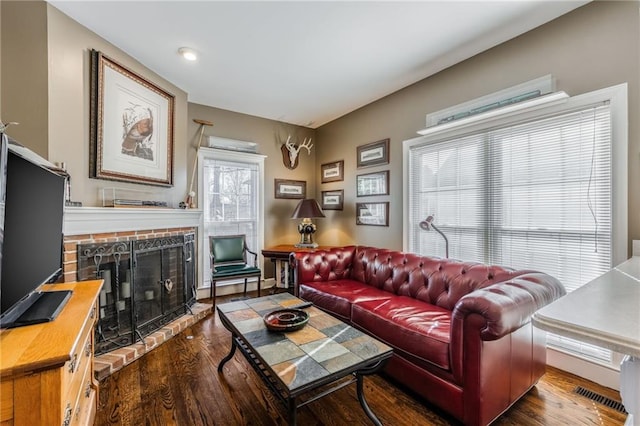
[{"x1": 63, "y1": 206, "x2": 202, "y2": 235}]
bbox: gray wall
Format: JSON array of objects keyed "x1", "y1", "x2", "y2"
[
  {"x1": 1, "y1": 2, "x2": 316, "y2": 224},
  {"x1": 2, "y1": 1, "x2": 638, "y2": 256},
  {"x1": 1, "y1": 2, "x2": 189, "y2": 206},
  {"x1": 1, "y1": 1, "x2": 49, "y2": 157},
  {"x1": 187, "y1": 103, "x2": 316, "y2": 271},
  {"x1": 0, "y1": 1, "x2": 317, "y2": 279},
  {"x1": 315, "y1": 1, "x2": 640, "y2": 252},
  {"x1": 45, "y1": 4, "x2": 191, "y2": 207}
]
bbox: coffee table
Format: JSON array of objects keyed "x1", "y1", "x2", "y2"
[{"x1": 217, "y1": 293, "x2": 393, "y2": 425}]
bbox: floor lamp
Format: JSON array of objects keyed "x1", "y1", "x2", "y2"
[{"x1": 419, "y1": 215, "x2": 449, "y2": 258}]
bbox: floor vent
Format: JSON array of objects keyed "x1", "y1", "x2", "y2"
[{"x1": 574, "y1": 386, "x2": 627, "y2": 414}]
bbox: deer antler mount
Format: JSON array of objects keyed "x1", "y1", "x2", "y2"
[{"x1": 280, "y1": 135, "x2": 313, "y2": 170}]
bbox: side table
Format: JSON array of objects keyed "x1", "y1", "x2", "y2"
[
  {"x1": 261, "y1": 245, "x2": 333, "y2": 291},
  {"x1": 532, "y1": 256, "x2": 640, "y2": 426}
]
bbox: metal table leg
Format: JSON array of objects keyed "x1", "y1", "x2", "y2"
[
  {"x1": 217, "y1": 336, "x2": 237, "y2": 372},
  {"x1": 356, "y1": 360, "x2": 386, "y2": 426},
  {"x1": 288, "y1": 396, "x2": 297, "y2": 425}
]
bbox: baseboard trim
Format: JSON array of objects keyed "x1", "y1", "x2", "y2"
[
  {"x1": 546, "y1": 347, "x2": 620, "y2": 390},
  {"x1": 195, "y1": 278, "x2": 277, "y2": 300}
]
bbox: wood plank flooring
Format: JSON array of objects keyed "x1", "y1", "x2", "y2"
[{"x1": 96, "y1": 293, "x2": 627, "y2": 425}]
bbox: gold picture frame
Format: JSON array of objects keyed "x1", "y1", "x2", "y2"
[{"x1": 90, "y1": 50, "x2": 175, "y2": 186}]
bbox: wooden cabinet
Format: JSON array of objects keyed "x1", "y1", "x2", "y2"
[{"x1": 0, "y1": 280, "x2": 102, "y2": 425}]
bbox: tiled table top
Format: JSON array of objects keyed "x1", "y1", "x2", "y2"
[{"x1": 217, "y1": 293, "x2": 392, "y2": 393}]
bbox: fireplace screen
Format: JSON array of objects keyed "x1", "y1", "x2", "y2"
[{"x1": 78, "y1": 233, "x2": 196, "y2": 355}]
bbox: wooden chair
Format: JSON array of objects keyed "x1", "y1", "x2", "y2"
[{"x1": 209, "y1": 235, "x2": 261, "y2": 304}]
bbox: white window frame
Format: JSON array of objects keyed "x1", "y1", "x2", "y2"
[
  {"x1": 403, "y1": 84, "x2": 628, "y2": 374},
  {"x1": 197, "y1": 147, "x2": 266, "y2": 298}
]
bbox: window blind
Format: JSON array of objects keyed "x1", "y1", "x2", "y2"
[{"x1": 408, "y1": 103, "x2": 612, "y2": 362}]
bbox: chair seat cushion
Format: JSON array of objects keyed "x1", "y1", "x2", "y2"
[
  {"x1": 352, "y1": 296, "x2": 452, "y2": 370},
  {"x1": 213, "y1": 264, "x2": 261, "y2": 278}
]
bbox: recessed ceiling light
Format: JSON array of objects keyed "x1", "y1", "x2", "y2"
[{"x1": 178, "y1": 47, "x2": 197, "y2": 61}]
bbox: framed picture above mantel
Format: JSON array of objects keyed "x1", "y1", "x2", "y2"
[{"x1": 90, "y1": 50, "x2": 175, "y2": 187}]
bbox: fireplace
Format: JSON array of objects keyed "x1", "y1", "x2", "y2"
[
  {"x1": 76, "y1": 233, "x2": 195, "y2": 355},
  {"x1": 62, "y1": 207, "x2": 202, "y2": 360}
]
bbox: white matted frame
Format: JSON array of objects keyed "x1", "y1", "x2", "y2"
[
  {"x1": 356, "y1": 202, "x2": 389, "y2": 226},
  {"x1": 357, "y1": 138, "x2": 389, "y2": 168},
  {"x1": 357, "y1": 170, "x2": 389, "y2": 197},
  {"x1": 321, "y1": 190, "x2": 344, "y2": 210},
  {"x1": 90, "y1": 50, "x2": 175, "y2": 186},
  {"x1": 321, "y1": 160, "x2": 344, "y2": 183},
  {"x1": 274, "y1": 179, "x2": 306, "y2": 199}
]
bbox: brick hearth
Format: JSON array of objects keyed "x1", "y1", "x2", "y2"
[{"x1": 94, "y1": 302, "x2": 212, "y2": 381}]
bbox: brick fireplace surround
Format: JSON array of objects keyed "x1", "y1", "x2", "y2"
[{"x1": 63, "y1": 207, "x2": 209, "y2": 379}]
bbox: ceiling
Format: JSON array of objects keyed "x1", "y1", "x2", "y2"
[{"x1": 47, "y1": 1, "x2": 589, "y2": 129}]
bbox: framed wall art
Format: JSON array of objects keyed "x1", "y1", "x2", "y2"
[
  {"x1": 321, "y1": 190, "x2": 344, "y2": 210},
  {"x1": 275, "y1": 179, "x2": 306, "y2": 199},
  {"x1": 321, "y1": 160, "x2": 344, "y2": 183},
  {"x1": 356, "y1": 170, "x2": 389, "y2": 197},
  {"x1": 356, "y1": 202, "x2": 389, "y2": 226},
  {"x1": 357, "y1": 138, "x2": 389, "y2": 168},
  {"x1": 90, "y1": 50, "x2": 175, "y2": 186}
]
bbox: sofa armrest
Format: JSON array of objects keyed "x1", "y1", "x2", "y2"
[
  {"x1": 449, "y1": 272, "x2": 565, "y2": 391},
  {"x1": 452, "y1": 272, "x2": 566, "y2": 341}
]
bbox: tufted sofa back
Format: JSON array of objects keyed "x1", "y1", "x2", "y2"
[
  {"x1": 294, "y1": 245, "x2": 357, "y2": 282},
  {"x1": 295, "y1": 245, "x2": 535, "y2": 311}
]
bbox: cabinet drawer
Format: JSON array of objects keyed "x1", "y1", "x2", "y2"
[
  {"x1": 73, "y1": 387, "x2": 96, "y2": 426},
  {"x1": 62, "y1": 317, "x2": 94, "y2": 400},
  {"x1": 0, "y1": 380, "x2": 13, "y2": 423},
  {"x1": 69, "y1": 356, "x2": 95, "y2": 426}
]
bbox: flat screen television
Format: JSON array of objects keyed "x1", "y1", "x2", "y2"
[{"x1": 0, "y1": 133, "x2": 71, "y2": 328}]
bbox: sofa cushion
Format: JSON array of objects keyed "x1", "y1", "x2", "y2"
[
  {"x1": 298, "y1": 279, "x2": 392, "y2": 321},
  {"x1": 352, "y1": 296, "x2": 452, "y2": 370}
]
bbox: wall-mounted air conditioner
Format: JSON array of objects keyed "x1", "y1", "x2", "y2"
[{"x1": 206, "y1": 136, "x2": 258, "y2": 153}]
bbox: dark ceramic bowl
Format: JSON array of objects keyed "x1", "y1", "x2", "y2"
[{"x1": 263, "y1": 308, "x2": 309, "y2": 332}]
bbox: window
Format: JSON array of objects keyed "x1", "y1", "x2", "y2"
[
  {"x1": 199, "y1": 148, "x2": 265, "y2": 290},
  {"x1": 404, "y1": 85, "x2": 627, "y2": 364}
]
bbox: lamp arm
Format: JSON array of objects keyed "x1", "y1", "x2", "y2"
[{"x1": 430, "y1": 223, "x2": 449, "y2": 258}]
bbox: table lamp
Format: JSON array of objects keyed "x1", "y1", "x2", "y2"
[{"x1": 291, "y1": 199, "x2": 325, "y2": 248}]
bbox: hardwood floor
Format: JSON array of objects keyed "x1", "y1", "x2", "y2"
[{"x1": 96, "y1": 293, "x2": 627, "y2": 425}]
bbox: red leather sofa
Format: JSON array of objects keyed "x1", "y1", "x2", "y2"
[{"x1": 290, "y1": 246, "x2": 565, "y2": 426}]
